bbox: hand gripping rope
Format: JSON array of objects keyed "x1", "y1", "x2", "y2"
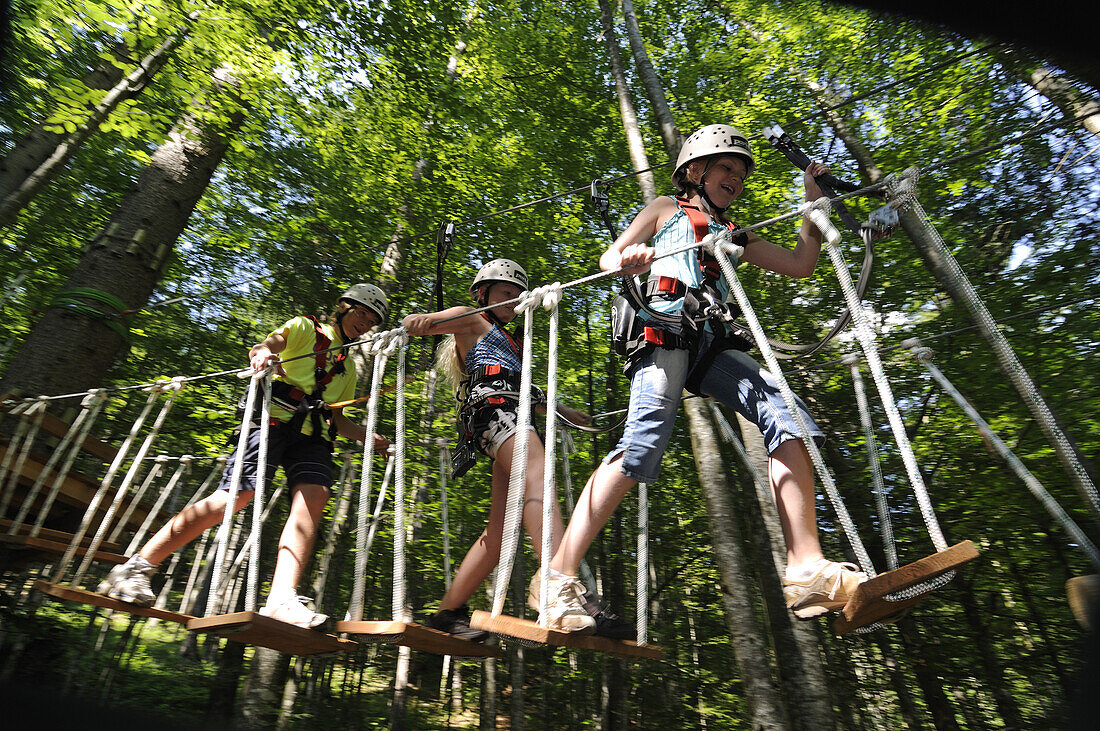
[{"x1": 906, "y1": 340, "x2": 1100, "y2": 571}]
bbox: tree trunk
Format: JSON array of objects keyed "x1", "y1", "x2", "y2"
[
  {"x1": 0, "y1": 13, "x2": 198, "y2": 227},
  {"x1": 238, "y1": 647, "x2": 290, "y2": 727},
  {"x1": 733, "y1": 412, "x2": 835, "y2": 730},
  {"x1": 480, "y1": 655, "x2": 497, "y2": 730},
  {"x1": 997, "y1": 50, "x2": 1100, "y2": 139},
  {"x1": 619, "y1": 0, "x2": 681, "y2": 158},
  {"x1": 685, "y1": 398, "x2": 788, "y2": 729},
  {"x1": 596, "y1": 0, "x2": 656, "y2": 202},
  {"x1": 0, "y1": 70, "x2": 244, "y2": 399},
  {"x1": 895, "y1": 614, "x2": 961, "y2": 731},
  {"x1": 956, "y1": 575, "x2": 1025, "y2": 729}
]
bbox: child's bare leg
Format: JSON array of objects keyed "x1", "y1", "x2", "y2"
[
  {"x1": 550, "y1": 456, "x2": 635, "y2": 576},
  {"x1": 139, "y1": 490, "x2": 253, "y2": 565},
  {"x1": 268, "y1": 483, "x2": 328, "y2": 597},
  {"x1": 769, "y1": 438, "x2": 825, "y2": 572}
]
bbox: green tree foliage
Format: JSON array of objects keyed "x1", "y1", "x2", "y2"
[{"x1": 1, "y1": 0, "x2": 1097, "y2": 728}]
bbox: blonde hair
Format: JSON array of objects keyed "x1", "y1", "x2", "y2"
[{"x1": 434, "y1": 335, "x2": 467, "y2": 401}]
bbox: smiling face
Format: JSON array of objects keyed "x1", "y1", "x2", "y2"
[
  {"x1": 687, "y1": 154, "x2": 748, "y2": 208},
  {"x1": 340, "y1": 303, "x2": 381, "y2": 339},
  {"x1": 481, "y1": 281, "x2": 523, "y2": 324}
]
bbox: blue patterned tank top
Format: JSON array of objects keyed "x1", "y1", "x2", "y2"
[
  {"x1": 464, "y1": 320, "x2": 522, "y2": 373},
  {"x1": 644, "y1": 196, "x2": 741, "y2": 318}
]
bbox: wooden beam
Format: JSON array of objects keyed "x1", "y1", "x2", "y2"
[
  {"x1": 0, "y1": 446, "x2": 152, "y2": 529},
  {"x1": 336, "y1": 620, "x2": 502, "y2": 658},
  {"x1": 834, "y1": 540, "x2": 979, "y2": 635},
  {"x1": 187, "y1": 612, "x2": 358, "y2": 656},
  {"x1": 0, "y1": 534, "x2": 126, "y2": 563},
  {"x1": 0, "y1": 401, "x2": 118, "y2": 462},
  {"x1": 469, "y1": 610, "x2": 663, "y2": 660},
  {"x1": 0, "y1": 518, "x2": 123, "y2": 552},
  {"x1": 33, "y1": 580, "x2": 192, "y2": 624}
]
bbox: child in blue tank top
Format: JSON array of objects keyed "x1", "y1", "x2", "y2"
[{"x1": 542, "y1": 124, "x2": 868, "y2": 628}]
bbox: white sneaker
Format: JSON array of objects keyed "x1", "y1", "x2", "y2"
[
  {"x1": 96, "y1": 555, "x2": 157, "y2": 606},
  {"x1": 259, "y1": 594, "x2": 328, "y2": 629},
  {"x1": 783, "y1": 560, "x2": 867, "y2": 619},
  {"x1": 529, "y1": 572, "x2": 595, "y2": 634}
]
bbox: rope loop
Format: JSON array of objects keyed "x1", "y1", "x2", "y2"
[
  {"x1": 179, "y1": 454, "x2": 194, "y2": 466},
  {"x1": 841, "y1": 352, "x2": 861, "y2": 367},
  {"x1": 81, "y1": 389, "x2": 109, "y2": 407},
  {"x1": 515, "y1": 288, "x2": 542, "y2": 314}
]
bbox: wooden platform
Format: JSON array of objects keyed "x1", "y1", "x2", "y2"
[
  {"x1": 834, "y1": 540, "x2": 979, "y2": 634},
  {"x1": 187, "y1": 611, "x2": 358, "y2": 656},
  {"x1": 336, "y1": 620, "x2": 501, "y2": 658},
  {"x1": 1067, "y1": 574, "x2": 1100, "y2": 631},
  {"x1": 469, "y1": 610, "x2": 663, "y2": 660},
  {"x1": 33, "y1": 580, "x2": 193, "y2": 625}
]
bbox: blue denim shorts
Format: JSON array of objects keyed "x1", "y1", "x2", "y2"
[
  {"x1": 217, "y1": 421, "x2": 335, "y2": 493},
  {"x1": 607, "y1": 332, "x2": 824, "y2": 483}
]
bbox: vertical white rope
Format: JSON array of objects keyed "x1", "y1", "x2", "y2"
[
  {"x1": 491, "y1": 291, "x2": 537, "y2": 618},
  {"x1": 0, "y1": 400, "x2": 34, "y2": 503},
  {"x1": 0, "y1": 396, "x2": 48, "y2": 517},
  {"x1": 806, "y1": 200, "x2": 948, "y2": 552},
  {"x1": 539, "y1": 285, "x2": 562, "y2": 622},
  {"x1": 107, "y1": 454, "x2": 168, "y2": 544},
  {"x1": 246, "y1": 374, "x2": 272, "y2": 611},
  {"x1": 845, "y1": 355, "x2": 898, "y2": 570},
  {"x1": 24, "y1": 391, "x2": 109, "y2": 538},
  {"x1": 708, "y1": 234, "x2": 876, "y2": 575},
  {"x1": 361, "y1": 452, "x2": 395, "y2": 577},
  {"x1": 439, "y1": 444, "x2": 452, "y2": 590},
  {"x1": 909, "y1": 341, "x2": 1100, "y2": 570},
  {"x1": 890, "y1": 169, "x2": 1099, "y2": 519},
  {"x1": 313, "y1": 452, "x2": 355, "y2": 608},
  {"x1": 123, "y1": 455, "x2": 182, "y2": 553},
  {"x1": 72, "y1": 377, "x2": 185, "y2": 585},
  {"x1": 350, "y1": 333, "x2": 385, "y2": 622},
  {"x1": 391, "y1": 331, "x2": 409, "y2": 621},
  {"x1": 636, "y1": 480, "x2": 649, "y2": 646},
  {"x1": 206, "y1": 373, "x2": 260, "y2": 617}
]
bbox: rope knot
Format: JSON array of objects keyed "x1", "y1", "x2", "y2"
[
  {"x1": 540, "y1": 283, "x2": 562, "y2": 311},
  {"x1": 515, "y1": 289, "x2": 541, "y2": 314},
  {"x1": 154, "y1": 454, "x2": 170, "y2": 464},
  {"x1": 179, "y1": 454, "x2": 194, "y2": 465},
  {"x1": 841, "y1": 353, "x2": 861, "y2": 367}
]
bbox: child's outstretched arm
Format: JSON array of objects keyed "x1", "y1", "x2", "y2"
[
  {"x1": 599, "y1": 197, "x2": 678, "y2": 274},
  {"x1": 330, "y1": 407, "x2": 391, "y2": 453},
  {"x1": 740, "y1": 161, "x2": 830, "y2": 278}
]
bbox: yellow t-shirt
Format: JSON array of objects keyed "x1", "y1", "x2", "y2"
[{"x1": 268, "y1": 316, "x2": 358, "y2": 435}]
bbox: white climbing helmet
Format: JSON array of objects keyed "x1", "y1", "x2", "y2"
[
  {"x1": 340, "y1": 283, "x2": 389, "y2": 323},
  {"x1": 469, "y1": 259, "x2": 529, "y2": 300},
  {"x1": 673, "y1": 124, "x2": 755, "y2": 192}
]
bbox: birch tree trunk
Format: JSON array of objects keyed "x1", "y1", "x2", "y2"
[
  {"x1": 596, "y1": 0, "x2": 656, "y2": 202},
  {"x1": 0, "y1": 68, "x2": 244, "y2": 400},
  {"x1": 0, "y1": 12, "x2": 199, "y2": 227},
  {"x1": 996, "y1": 50, "x2": 1100, "y2": 139},
  {"x1": 685, "y1": 399, "x2": 788, "y2": 729},
  {"x1": 619, "y1": 0, "x2": 680, "y2": 157}
]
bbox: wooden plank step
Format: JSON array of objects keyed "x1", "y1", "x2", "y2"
[
  {"x1": 469, "y1": 610, "x2": 663, "y2": 660},
  {"x1": 1066, "y1": 574, "x2": 1100, "y2": 631},
  {"x1": 336, "y1": 620, "x2": 502, "y2": 658},
  {"x1": 187, "y1": 612, "x2": 358, "y2": 656},
  {"x1": 33, "y1": 580, "x2": 192, "y2": 625},
  {"x1": 0, "y1": 518, "x2": 123, "y2": 553},
  {"x1": 0, "y1": 534, "x2": 126, "y2": 564},
  {"x1": 834, "y1": 540, "x2": 979, "y2": 635}
]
